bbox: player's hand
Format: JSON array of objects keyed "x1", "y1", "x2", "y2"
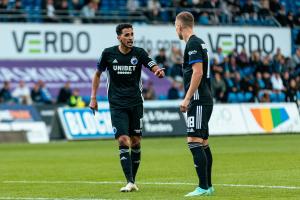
[
  {"x1": 89, "y1": 98, "x2": 98, "y2": 115},
  {"x1": 154, "y1": 68, "x2": 165, "y2": 78},
  {"x1": 180, "y1": 98, "x2": 190, "y2": 113}
]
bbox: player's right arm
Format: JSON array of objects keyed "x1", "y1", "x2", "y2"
[
  {"x1": 89, "y1": 50, "x2": 108, "y2": 114},
  {"x1": 89, "y1": 70, "x2": 101, "y2": 114}
]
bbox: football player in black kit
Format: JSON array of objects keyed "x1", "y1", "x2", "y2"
[
  {"x1": 89, "y1": 23, "x2": 165, "y2": 192},
  {"x1": 175, "y1": 12, "x2": 214, "y2": 196}
]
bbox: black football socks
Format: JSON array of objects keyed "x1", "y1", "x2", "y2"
[
  {"x1": 188, "y1": 142, "x2": 208, "y2": 190},
  {"x1": 203, "y1": 144, "x2": 213, "y2": 187},
  {"x1": 119, "y1": 146, "x2": 134, "y2": 183},
  {"x1": 131, "y1": 145, "x2": 141, "y2": 182}
]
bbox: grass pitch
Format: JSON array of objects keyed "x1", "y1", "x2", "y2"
[{"x1": 0, "y1": 134, "x2": 300, "y2": 200}]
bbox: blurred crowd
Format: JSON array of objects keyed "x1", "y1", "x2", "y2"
[
  {"x1": 143, "y1": 46, "x2": 300, "y2": 103},
  {"x1": 0, "y1": 46, "x2": 299, "y2": 105},
  {"x1": 0, "y1": 80, "x2": 86, "y2": 107},
  {"x1": 0, "y1": 0, "x2": 300, "y2": 27}
]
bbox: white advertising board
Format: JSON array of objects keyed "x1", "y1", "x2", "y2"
[
  {"x1": 209, "y1": 104, "x2": 248, "y2": 135},
  {"x1": 0, "y1": 24, "x2": 291, "y2": 59},
  {"x1": 241, "y1": 103, "x2": 300, "y2": 133}
]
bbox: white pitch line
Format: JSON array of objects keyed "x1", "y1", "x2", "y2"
[{"x1": 2, "y1": 180, "x2": 300, "y2": 190}]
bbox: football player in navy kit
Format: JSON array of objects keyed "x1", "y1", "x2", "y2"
[
  {"x1": 175, "y1": 12, "x2": 214, "y2": 196},
  {"x1": 89, "y1": 23, "x2": 164, "y2": 192}
]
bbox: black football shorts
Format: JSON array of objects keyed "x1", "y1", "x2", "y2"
[
  {"x1": 186, "y1": 104, "x2": 213, "y2": 139},
  {"x1": 110, "y1": 104, "x2": 143, "y2": 139}
]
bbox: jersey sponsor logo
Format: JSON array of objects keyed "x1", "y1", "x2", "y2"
[
  {"x1": 147, "y1": 61, "x2": 156, "y2": 68},
  {"x1": 131, "y1": 56, "x2": 138, "y2": 65},
  {"x1": 112, "y1": 59, "x2": 118, "y2": 63},
  {"x1": 113, "y1": 65, "x2": 137, "y2": 74},
  {"x1": 188, "y1": 50, "x2": 197, "y2": 55}
]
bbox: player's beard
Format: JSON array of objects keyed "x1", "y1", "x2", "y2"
[
  {"x1": 121, "y1": 40, "x2": 133, "y2": 49},
  {"x1": 178, "y1": 32, "x2": 183, "y2": 40}
]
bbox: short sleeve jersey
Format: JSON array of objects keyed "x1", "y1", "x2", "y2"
[
  {"x1": 97, "y1": 46, "x2": 156, "y2": 108},
  {"x1": 183, "y1": 35, "x2": 213, "y2": 105}
]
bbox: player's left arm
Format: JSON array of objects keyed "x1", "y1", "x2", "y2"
[
  {"x1": 180, "y1": 42, "x2": 204, "y2": 112},
  {"x1": 180, "y1": 63, "x2": 203, "y2": 112}
]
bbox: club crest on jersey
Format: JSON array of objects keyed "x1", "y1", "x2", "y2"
[{"x1": 131, "y1": 56, "x2": 138, "y2": 65}]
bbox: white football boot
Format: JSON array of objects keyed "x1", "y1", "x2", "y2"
[{"x1": 120, "y1": 182, "x2": 139, "y2": 192}]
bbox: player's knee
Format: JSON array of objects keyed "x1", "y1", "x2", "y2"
[
  {"x1": 187, "y1": 136, "x2": 203, "y2": 144},
  {"x1": 118, "y1": 135, "x2": 130, "y2": 147},
  {"x1": 130, "y1": 136, "x2": 141, "y2": 148},
  {"x1": 202, "y1": 139, "x2": 209, "y2": 146}
]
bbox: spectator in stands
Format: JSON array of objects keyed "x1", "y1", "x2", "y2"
[
  {"x1": 260, "y1": 91, "x2": 271, "y2": 102},
  {"x1": 221, "y1": 56, "x2": 230, "y2": 73},
  {"x1": 269, "y1": 0, "x2": 281, "y2": 14},
  {"x1": 292, "y1": 48, "x2": 300, "y2": 69},
  {"x1": 211, "y1": 72, "x2": 226, "y2": 102},
  {"x1": 0, "y1": 0, "x2": 8, "y2": 9},
  {"x1": 282, "y1": 71, "x2": 290, "y2": 89},
  {"x1": 169, "y1": 46, "x2": 183, "y2": 78},
  {"x1": 56, "y1": 0, "x2": 70, "y2": 23},
  {"x1": 38, "y1": 80, "x2": 54, "y2": 104},
  {"x1": 242, "y1": 0, "x2": 257, "y2": 22},
  {"x1": 45, "y1": 0, "x2": 58, "y2": 23},
  {"x1": 256, "y1": 55, "x2": 272, "y2": 74},
  {"x1": 254, "y1": 72, "x2": 265, "y2": 100},
  {"x1": 275, "y1": 5, "x2": 287, "y2": 26},
  {"x1": 286, "y1": 79, "x2": 298, "y2": 102},
  {"x1": 155, "y1": 48, "x2": 169, "y2": 75},
  {"x1": 127, "y1": 0, "x2": 140, "y2": 12},
  {"x1": 240, "y1": 75, "x2": 254, "y2": 102},
  {"x1": 272, "y1": 48, "x2": 284, "y2": 73},
  {"x1": 228, "y1": 56, "x2": 239, "y2": 73},
  {"x1": 198, "y1": 12, "x2": 210, "y2": 25},
  {"x1": 271, "y1": 72, "x2": 285, "y2": 102},
  {"x1": 211, "y1": 58, "x2": 224, "y2": 75},
  {"x1": 12, "y1": 80, "x2": 32, "y2": 105},
  {"x1": 31, "y1": 82, "x2": 43, "y2": 103},
  {"x1": 81, "y1": 0, "x2": 97, "y2": 23},
  {"x1": 167, "y1": 80, "x2": 179, "y2": 100},
  {"x1": 69, "y1": 0, "x2": 84, "y2": 21},
  {"x1": 69, "y1": 88, "x2": 85, "y2": 107},
  {"x1": 147, "y1": 0, "x2": 161, "y2": 22},
  {"x1": 0, "y1": 81, "x2": 13, "y2": 103},
  {"x1": 143, "y1": 81, "x2": 156, "y2": 100},
  {"x1": 57, "y1": 81, "x2": 72, "y2": 104},
  {"x1": 262, "y1": 72, "x2": 273, "y2": 90},
  {"x1": 286, "y1": 12, "x2": 294, "y2": 28},
  {"x1": 258, "y1": 0, "x2": 271, "y2": 23},
  {"x1": 249, "y1": 51, "x2": 261, "y2": 70},
  {"x1": 237, "y1": 48, "x2": 249, "y2": 68},
  {"x1": 213, "y1": 47, "x2": 224, "y2": 64}
]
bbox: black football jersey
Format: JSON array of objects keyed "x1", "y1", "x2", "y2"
[
  {"x1": 97, "y1": 46, "x2": 156, "y2": 108},
  {"x1": 183, "y1": 35, "x2": 213, "y2": 105}
]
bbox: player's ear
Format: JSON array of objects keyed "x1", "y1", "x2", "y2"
[{"x1": 117, "y1": 35, "x2": 121, "y2": 41}]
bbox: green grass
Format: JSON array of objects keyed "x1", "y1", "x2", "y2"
[{"x1": 1, "y1": 134, "x2": 300, "y2": 199}]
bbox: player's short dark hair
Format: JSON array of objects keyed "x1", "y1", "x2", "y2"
[
  {"x1": 176, "y1": 11, "x2": 194, "y2": 28},
  {"x1": 116, "y1": 23, "x2": 133, "y2": 36}
]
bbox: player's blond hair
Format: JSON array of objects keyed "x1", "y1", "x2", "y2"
[{"x1": 176, "y1": 11, "x2": 194, "y2": 28}]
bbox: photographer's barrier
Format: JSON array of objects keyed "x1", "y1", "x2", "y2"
[
  {"x1": 0, "y1": 105, "x2": 49, "y2": 143},
  {"x1": 57, "y1": 101, "x2": 300, "y2": 140}
]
